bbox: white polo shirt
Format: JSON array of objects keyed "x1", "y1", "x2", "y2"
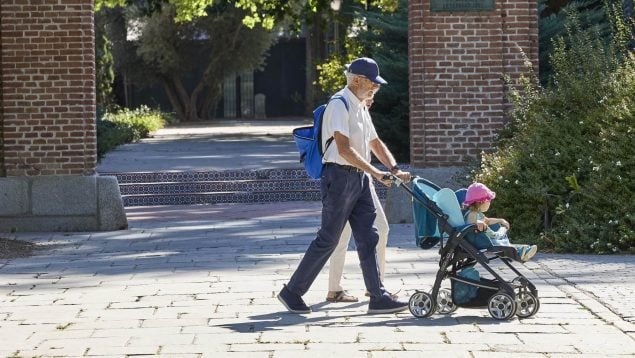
[{"x1": 321, "y1": 87, "x2": 378, "y2": 165}]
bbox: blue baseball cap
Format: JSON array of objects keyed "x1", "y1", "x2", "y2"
[{"x1": 345, "y1": 57, "x2": 388, "y2": 85}]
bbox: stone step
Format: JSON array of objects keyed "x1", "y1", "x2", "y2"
[
  {"x1": 122, "y1": 190, "x2": 322, "y2": 206},
  {"x1": 121, "y1": 185, "x2": 388, "y2": 206},
  {"x1": 101, "y1": 168, "x2": 309, "y2": 184},
  {"x1": 118, "y1": 179, "x2": 320, "y2": 196},
  {"x1": 101, "y1": 168, "x2": 391, "y2": 207}
]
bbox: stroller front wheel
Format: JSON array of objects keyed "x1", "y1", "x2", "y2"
[
  {"x1": 515, "y1": 291, "x2": 540, "y2": 318},
  {"x1": 436, "y1": 288, "x2": 458, "y2": 314},
  {"x1": 487, "y1": 292, "x2": 517, "y2": 320},
  {"x1": 409, "y1": 291, "x2": 435, "y2": 318}
]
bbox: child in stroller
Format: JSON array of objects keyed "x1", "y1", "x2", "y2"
[
  {"x1": 463, "y1": 182, "x2": 538, "y2": 263},
  {"x1": 387, "y1": 175, "x2": 540, "y2": 321}
]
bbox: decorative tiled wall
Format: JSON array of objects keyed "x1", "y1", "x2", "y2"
[{"x1": 101, "y1": 167, "x2": 408, "y2": 207}]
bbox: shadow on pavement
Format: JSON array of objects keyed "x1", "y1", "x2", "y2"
[{"x1": 216, "y1": 308, "x2": 506, "y2": 333}]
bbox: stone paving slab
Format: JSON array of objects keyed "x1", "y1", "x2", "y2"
[{"x1": 1, "y1": 201, "x2": 634, "y2": 357}]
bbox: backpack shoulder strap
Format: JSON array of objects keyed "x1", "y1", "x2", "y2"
[
  {"x1": 330, "y1": 95, "x2": 348, "y2": 111},
  {"x1": 322, "y1": 95, "x2": 349, "y2": 154}
]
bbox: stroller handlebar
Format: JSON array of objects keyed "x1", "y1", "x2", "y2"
[
  {"x1": 381, "y1": 174, "x2": 419, "y2": 188},
  {"x1": 381, "y1": 173, "x2": 402, "y2": 187}
]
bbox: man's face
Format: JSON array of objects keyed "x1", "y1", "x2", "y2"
[{"x1": 354, "y1": 75, "x2": 380, "y2": 101}]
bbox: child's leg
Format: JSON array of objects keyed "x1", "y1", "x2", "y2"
[
  {"x1": 490, "y1": 230, "x2": 537, "y2": 262},
  {"x1": 489, "y1": 235, "x2": 511, "y2": 247},
  {"x1": 492, "y1": 227, "x2": 510, "y2": 245}
]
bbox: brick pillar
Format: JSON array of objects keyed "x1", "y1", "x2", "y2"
[
  {"x1": 408, "y1": 0, "x2": 538, "y2": 167},
  {"x1": 0, "y1": 1, "x2": 126, "y2": 232},
  {"x1": 0, "y1": 0, "x2": 96, "y2": 176}
]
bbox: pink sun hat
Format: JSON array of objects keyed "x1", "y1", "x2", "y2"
[{"x1": 463, "y1": 183, "x2": 496, "y2": 206}]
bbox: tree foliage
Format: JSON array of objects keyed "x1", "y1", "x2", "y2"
[
  {"x1": 98, "y1": 3, "x2": 275, "y2": 121},
  {"x1": 149, "y1": 5, "x2": 274, "y2": 121},
  {"x1": 316, "y1": 0, "x2": 409, "y2": 162},
  {"x1": 96, "y1": 0, "x2": 343, "y2": 28},
  {"x1": 538, "y1": 0, "x2": 610, "y2": 85},
  {"x1": 96, "y1": 32, "x2": 116, "y2": 110},
  {"x1": 96, "y1": 0, "x2": 240, "y2": 24}
]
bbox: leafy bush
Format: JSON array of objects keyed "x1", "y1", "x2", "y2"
[
  {"x1": 97, "y1": 106, "x2": 171, "y2": 158},
  {"x1": 96, "y1": 119, "x2": 134, "y2": 158},
  {"x1": 472, "y1": 8, "x2": 635, "y2": 254}
]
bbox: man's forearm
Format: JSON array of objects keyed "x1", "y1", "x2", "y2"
[
  {"x1": 340, "y1": 147, "x2": 384, "y2": 178},
  {"x1": 371, "y1": 139, "x2": 397, "y2": 170},
  {"x1": 332, "y1": 132, "x2": 392, "y2": 182}
]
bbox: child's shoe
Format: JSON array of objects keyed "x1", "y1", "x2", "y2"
[{"x1": 519, "y1": 245, "x2": 538, "y2": 262}]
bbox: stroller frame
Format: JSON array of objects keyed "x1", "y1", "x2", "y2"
[{"x1": 391, "y1": 175, "x2": 540, "y2": 320}]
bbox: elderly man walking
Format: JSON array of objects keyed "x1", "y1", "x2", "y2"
[{"x1": 278, "y1": 57, "x2": 411, "y2": 314}]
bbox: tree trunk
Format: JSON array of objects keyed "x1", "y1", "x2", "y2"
[
  {"x1": 161, "y1": 79, "x2": 185, "y2": 120},
  {"x1": 123, "y1": 71, "x2": 130, "y2": 108},
  {"x1": 196, "y1": 83, "x2": 216, "y2": 120},
  {"x1": 189, "y1": 80, "x2": 206, "y2": 120},
  {"x1": 201, "y1": 84, "x2": 219, "y2": 120},
  {"x1": 159, "y1": 18, "x2": 246, "y2": 122},
  {"x1": 172, "y1": 77, "x2": 200, "y2": 121},
  {"x1": 196, "y1": 22, "x2": 243, "y2": 120}
]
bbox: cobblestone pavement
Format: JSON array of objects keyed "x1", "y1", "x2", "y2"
[{"x1": 1, "y1": 202, "x2": 634, "y2": 357}]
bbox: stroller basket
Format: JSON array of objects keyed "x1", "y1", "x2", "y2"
[{"x1": 451, "y1": 277, "x2": 499, "y2": 308}]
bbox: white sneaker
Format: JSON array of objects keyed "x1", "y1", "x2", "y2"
[{"x1": 520, "y1": 245, "x2": 538, "y2": 262}]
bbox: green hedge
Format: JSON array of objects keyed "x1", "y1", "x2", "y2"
[
  {"x1": 97, "y1": 106, "x2": 170, "y2": 159},
  {"x1": 472, "y1": 9, "x2": 634, "y2": 254}
]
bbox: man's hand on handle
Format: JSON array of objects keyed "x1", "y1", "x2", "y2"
[
  {"x1": 375, "y1": 170, "x2": 413, "y2": 187},
  {"x1": 393, "y1": 169, "x2": 412, "y2": 184},
  {"x1": 374, "y1": 171, "x2": 393, "y2": 187}
]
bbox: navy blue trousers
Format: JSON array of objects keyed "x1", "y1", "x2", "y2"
[{"x1": 286, "y1": 164, "x2": 385, "y2": 298}]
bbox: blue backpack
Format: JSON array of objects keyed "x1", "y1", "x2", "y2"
[{"x1": 292, "y1": 95, "x2": 348, "y2": 179}]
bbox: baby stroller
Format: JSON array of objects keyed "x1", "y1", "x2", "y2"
[{"x1": 388, "y1": 175, "x2": 540, "y2": 321}]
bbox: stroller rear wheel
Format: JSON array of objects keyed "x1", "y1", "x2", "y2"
[
  {"x1": 409, "y1": 291, "x2": 435, "y2": 318},
  {"x1": 515, "y1": 291, "x2": 540, "y2": 318},
  {"x1": 487, "y1": 292, "x2": 517, "y2": 320},
  {"x1": 436, "y1": 288, "x2": 458, "y2": 314}
]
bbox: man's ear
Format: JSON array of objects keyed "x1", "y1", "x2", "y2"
[{"x1": 350, "y1": 75, "x2": 361, "y2": 88}]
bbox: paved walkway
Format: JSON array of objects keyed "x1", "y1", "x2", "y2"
[
  {"x1": 2, "y1": 202, "x2": 634, "y2": 357},
  {"x1": 1, "y1": 121, "x2": 634, "y2": 356},
  {"x1": 96, "y1": 120, "x2": 308, "y2": 173}
]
